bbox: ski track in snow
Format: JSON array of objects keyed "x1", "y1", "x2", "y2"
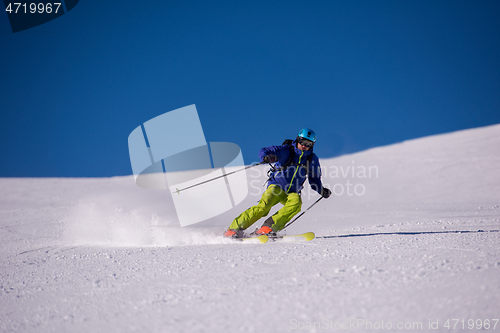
[{"x1": 1, "y1": 125, "x2": 500, "y2": 332}]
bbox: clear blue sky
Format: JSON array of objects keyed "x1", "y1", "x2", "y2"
[{"x1": 1, "y1": 0, "x2": 499, "y2": 177}]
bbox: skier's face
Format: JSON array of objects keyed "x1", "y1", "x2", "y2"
[{"x1": 297, "y1": 142, "x2": 311, "y2": 151}]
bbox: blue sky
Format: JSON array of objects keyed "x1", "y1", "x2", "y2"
[{"x1": 1, "y1": 0, "x2": 499, "y2": 177}]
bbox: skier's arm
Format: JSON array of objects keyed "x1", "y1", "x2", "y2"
[
  {"x1": 308, "y1": 154, "x2": 323, "y2": 195},
  {"x1": 259, "y1": 145, "x2": 288, "y2": 164}
]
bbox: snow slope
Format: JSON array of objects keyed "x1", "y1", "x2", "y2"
[{"x1": 1, "y1": 125, "x2": 499, "y2": 332}]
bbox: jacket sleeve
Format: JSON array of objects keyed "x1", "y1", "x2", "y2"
[
  {"x1": 308, "y1": 154, "x2": 323, "y2": 195},
  {"x1": 259, "y1": 145, "x2": 289, "y2": 164}
]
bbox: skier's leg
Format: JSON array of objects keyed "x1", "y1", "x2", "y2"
[
  {"x1": 268, "y1": 192, "x2": 302, "y2": 231},
  {"x1": 228, "y1": 185, "x2": 284, "y2": 230}
]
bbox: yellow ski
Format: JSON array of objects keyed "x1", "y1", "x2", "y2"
[
  {"x1": 269, "y1": 232, "x2": 315, "y2": 242},
  {"x1": 239, "y1": 235, "x2": 269, "y2": 243}
]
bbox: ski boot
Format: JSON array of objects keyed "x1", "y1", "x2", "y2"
[
  {"x1": 223, "y1": 228, "x2": 244, "y2": 239},
  {"x1": 254, "y1": 226, "x2": 277, "y2": 237},
  {"x1": 253, "y1": 217, "x2": 277, "y2": 236}
]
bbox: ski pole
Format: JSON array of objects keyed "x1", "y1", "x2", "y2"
[
  {"x1": 172, "y1": 162, "x2": 266, "y2": 194},
  {"x1": 283, "y1": 196, "x2": 324, "y2": 230}
]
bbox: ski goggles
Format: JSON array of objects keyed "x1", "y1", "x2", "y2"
[{"x1": 297, "y1": 138, "x2": 314, "y2": 148}]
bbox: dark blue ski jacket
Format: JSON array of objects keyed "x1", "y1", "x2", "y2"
[{"x1": 259, "y1": 139, "x2": 323, "y2": 194}]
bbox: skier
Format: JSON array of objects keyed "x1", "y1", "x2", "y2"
[{"x1": 223, "y1": 128, "x2": 331, "y2": 238}]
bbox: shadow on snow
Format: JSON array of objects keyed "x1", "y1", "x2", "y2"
[{"x1": 320, "y1": 229, "x2": 500, "y2": 239}]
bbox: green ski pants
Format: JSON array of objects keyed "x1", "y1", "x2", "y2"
[{"x1": 229, "y1": 185, "x2": 302, "y2": 232}]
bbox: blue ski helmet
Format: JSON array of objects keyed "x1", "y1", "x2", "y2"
[{"x1": 297, "y1": 128, "x2": 316, "y2": 143}]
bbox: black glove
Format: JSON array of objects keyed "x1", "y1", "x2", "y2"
[
  {"x1": 263, "y1": 154, "x2": 278, "y2": 163},
  {"x1": 321, "y1": 187, "x2": 331, "y2": 199}
]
